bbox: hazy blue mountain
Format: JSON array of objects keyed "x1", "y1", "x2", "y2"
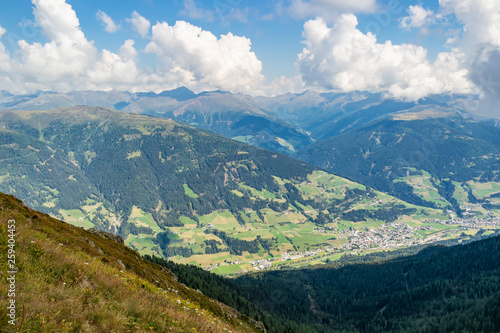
[
  {"x1": 0, "y1": 88, "x2": 312, "y2": 154},
  {"x1": 256, "y1": 91, "x2": 476, "y2": 141}
]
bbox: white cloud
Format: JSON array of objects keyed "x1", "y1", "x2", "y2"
[
  {"x1": 96, "y1": 10, "x2": 120, "y2": 33},
  {"x1": 0, "y1": 0, "x2": 266, "y2": 95},
  {"x1": 439, "y1": 0, "x2": 500, "y2": 116},
  {"x1": 0, "y1": 25, "x2": 11, "y2": 75},
  {"x1": 439, "y1": 0, "x2": 500, "y2": 48},
  {"x1": 86, "y1": 40, "x2": 142, "y2": 91},
  {"x1": 12, "y1": 0, "x2": 97, "y2": 92},
  {"x1": 32, "y1": 0, "x2": 85, "y2": 43},
  {"x1": 144, "y1": 20, "x2": 264, "y2": 94},
  {"x1": 269, "y1": 75, "x2": 305, "y2": 95},
  {"x1": 0, "y1": 0, "x2": 144, "y2": 93},
  {"x1": 126, "y1": 11, "x2": 151, "y2": 38},
  {"x1": 179, "y1": 0, "x2": 215, "y2": 22},
  {"x1": 288, "y1": 0, "x2": 377, "y2": 22},
  {"x1": 399, "y1": 5, "x2": 434, "y2": 30},
  {"x1": 296, "y1": 15, "x2": 473, "y2": 101}
]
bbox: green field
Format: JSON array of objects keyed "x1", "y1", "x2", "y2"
[
  {"x1": 183, "y1": 184, "x2": 199, "y2": 198},
  {"x1": 125, "y1": 234, "x2": 161, "y2": 257},
  {"x1": 51, "y1": 170, "x2": 500, "y2": 276}
]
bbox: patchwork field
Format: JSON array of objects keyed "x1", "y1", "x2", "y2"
[{"x1": 50, "y1": 170, "x2": 500, "y2": 276}]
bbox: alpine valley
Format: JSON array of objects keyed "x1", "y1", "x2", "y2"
[
  {"x1": 2, "y1": 89, "x2": 500, "y2": 333},
  {"x1": 1, "y1": 89, "x2": 500, "y2": 276}
]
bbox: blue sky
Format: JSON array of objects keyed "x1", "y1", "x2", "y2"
[{"x1": 0, "y1": 0, "x2": 499, "y2": 102}]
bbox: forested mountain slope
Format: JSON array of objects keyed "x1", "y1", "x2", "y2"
[
  {"x1": 0, "y1": 107, "x2": 449, "y2": 270},
  {"x1": 297, "y1": 114, "x2": 500, "y2": 216},
  {"x1": 234, "y1": 233, "x2": 500, "y2": 332}
]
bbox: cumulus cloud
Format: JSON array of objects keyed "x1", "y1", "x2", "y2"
[
  {"x1": 439, "y1": 0, "x2": 500, "y2": 49},
  {"x1": 179, "y1": 0, "x2": 215, "y2": 22},
  {"x1": 0, "y1": 0, "x2": 153, "y2": 92},
  {"x1": 296, "y1": 14, "x2": 473, "y2": 101},
  {"x1": 32, "y1": 0, "x2": 85, "y2": 43},
  {"x1": 11, "y1": 0, "x2": 97, "y2": 92},
  {"x1": 399, "y1": 5, "x2": 434, "y2": 30},
  {"x1": 144, "y1": 20, "x2": 264, "y2": 93},
  {"x1": 439, "y1": 0, "x2": 500, "y2": 116},
  {"x1": 288, "y1": 0, "x2": 377, "y2": 22},
  {"x1": 0, "y1": 0, "x2": 266, "y2": 95},
  {"x1": 270, "y1": 75, "x2": 305, "y2": 95},
  {"x1": 0, "y1": 25, "x2": 12, "y2": 75},
  {"x1": 96, "y1": 10, "x2": 120, "y2": 33},
  {"x1": 126, "y1": 11, "x2": 151, "y2": 38}
]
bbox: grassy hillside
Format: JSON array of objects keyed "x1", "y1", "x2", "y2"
[{"x1": 0, "y1": 192, "x2": 263, "y2": 332}]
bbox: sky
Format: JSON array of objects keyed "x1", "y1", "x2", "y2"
[{"x1": 0, "y1": 0, "x2": 499, "y2": 104}]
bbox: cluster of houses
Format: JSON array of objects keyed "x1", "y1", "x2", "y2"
[
  {"x1": 441, "y1": 217, "x2": 500, "y2": 228},
  {"x1": 250, "y1": 259, "x2": 272, "y2": 270},
  {"x1": 281, "y1": 250, "x2": 318, "y2": 261},
  {"x1": 339, "y1": 222, "x2": 428, "y2": 250},
  {"x1": 202, "y1": 215, "x2": 500, "y2": 274}
]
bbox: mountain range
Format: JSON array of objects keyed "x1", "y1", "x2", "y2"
[
  {"x1": 2, "y1": 88, "x2": 499, "y2": 219},
  {"x1": 2, "y1": 88, "x2": 500, "y2": 331},
  {"x1": 0, "y1": 106, "x2": 459, "y2": 272}
]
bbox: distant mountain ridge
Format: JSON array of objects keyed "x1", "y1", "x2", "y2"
[
  {"x1": 0, "y1": 89, "x2": 480, "y2": 156},
  {"x1": 0, "y1": 88, "x2": 312, "y2": 155}
]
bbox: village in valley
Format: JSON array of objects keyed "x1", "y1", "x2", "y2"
[{"x1": 204, "y1": 216, "x2": 500, "y2": 274}]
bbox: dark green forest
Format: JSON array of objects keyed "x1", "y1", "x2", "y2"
[{"x1": 148, "y1": 233, "x2": 500, "y2": 333}]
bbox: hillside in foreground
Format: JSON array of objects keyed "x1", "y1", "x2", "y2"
[{"x1": 0, "y1": 192, "x2": 263, "y2": 332}]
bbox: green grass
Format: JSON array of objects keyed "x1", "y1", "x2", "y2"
[
  {"x1": 180, "y1": 216, "x2": 197, "y2": 225},
  {"x1": 183, "y1": 184, "x2": 199, "y2": 198},
  {"x1": 129, "y1": 207, "x2": 162, "y2": 232},
  {"x1": 0, "y1": 192, "x2": 262, "y2": 333},
  {"x1": 239, "y1": 183, "x2": 279, "y2": 201},
  {"x1": 126, "y1": 150, "x2": 141, "y2": 159},
  {"x1": 232, "y1": 135, "x2": 254, "y2": 144},
  {"x1": 125, "y1": 234, "x2": 161, "y2": 257},
  {"x1": 216, "y1": 264, "x2": 244, "y2": 275}
]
